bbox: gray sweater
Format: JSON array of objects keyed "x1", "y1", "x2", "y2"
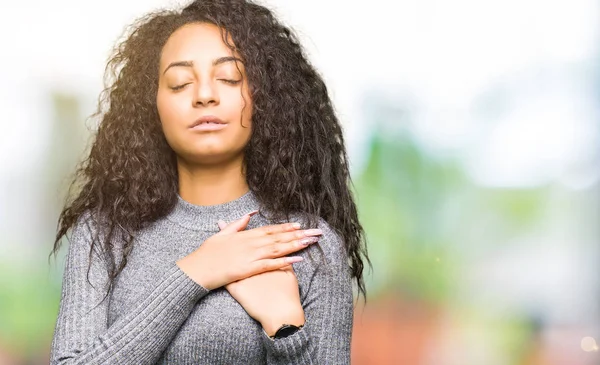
[{"x1": 50, "y1": 190, "x2": 353, "y2": 364}]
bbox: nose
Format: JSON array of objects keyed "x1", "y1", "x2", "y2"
[{"x1": 193, "y1": 80, "x2": 219, "y2": 107}]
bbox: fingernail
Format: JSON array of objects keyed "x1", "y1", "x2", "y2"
[
  {"x1": 299, "y1": 237, "x2": 319, "y2": 246},
  {"x1": 285, "y1": 256, "x2": 304, "y2": 263},
  {"x1": 292, "y1": 222, "x2": 301, "y2": 229},
  {"x1": 303, "y1": 229, "x2": 323, "y2": 236},
  {"x1": 247, "y1": 210, "x2": 259, "y2": 217}
]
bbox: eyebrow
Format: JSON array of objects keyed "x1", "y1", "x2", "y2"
[{"x1": 162, "y1": 56, "x2": 243, "y2": 75}]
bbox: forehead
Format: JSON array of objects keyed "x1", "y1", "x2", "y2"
[{"x1": 160, "y1": 22, "x2": 236, "y2": 67}]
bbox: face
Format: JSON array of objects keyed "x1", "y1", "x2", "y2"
[{"x1": 157, "y1": 22, "x2": 252, "y2": 166}]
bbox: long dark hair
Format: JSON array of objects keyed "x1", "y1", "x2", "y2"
[{"x1": 50, "y1": 0, "x2": 370, "y2": 301}]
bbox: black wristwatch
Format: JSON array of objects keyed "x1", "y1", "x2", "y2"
[{"x1": 270, "y1": 324, "x2": 304, "y2": 339}]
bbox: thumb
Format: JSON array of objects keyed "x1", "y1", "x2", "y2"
[{"x1": 215, "y1": 210, "x2": 258, "y2": 235}]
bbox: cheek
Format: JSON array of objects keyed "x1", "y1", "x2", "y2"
[
  {"x1": 157, "y1": 93, "x2": 188, "y2": 131},
  {"x1": 157, "y1": 93, "x2": 174, "y2": 123},
  {"x1": 156, "y1": 93, "x2": 185, "y2": 147}
]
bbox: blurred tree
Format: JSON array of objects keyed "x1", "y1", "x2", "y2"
[{"x1": 0, "y1": 90, "x2": 88, "y2": 363}]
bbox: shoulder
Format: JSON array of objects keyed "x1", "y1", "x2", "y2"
[
  {"x1": 256, "y1": 210, "x2": 348, "y2": 267},
  {"x1": 69, "y1": 211, "x2": 113, "y2": 249},
  {"x1": 295, "y1": 217, "x2": 353, "y2": 299},
  {"x1": 67, "y1": 210, "x2": 124, "y2": 262},
  {"x1": 71, "y1": 210, "x2": 106, "y2": 238},
  {"x1": 68, "y1": 211, "x2": 98, "y2": 250},
  {"x1": 315, "y1": 218, "x2": 346, "y2": 262},
  {"x1": 296, "y1": 214, "x2": 348, "y2": 270}
]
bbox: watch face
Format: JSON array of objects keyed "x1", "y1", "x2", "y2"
[{"x1": 274, "y1": 325, "x2": 300, "y2": 339}]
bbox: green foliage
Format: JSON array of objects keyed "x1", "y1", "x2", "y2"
[
  {"x1": 354, "y1": 130, "x2": 547, "y2": 304},
  {"x1": 0, "y1": 257, "x2": 62, "y2": 356}
]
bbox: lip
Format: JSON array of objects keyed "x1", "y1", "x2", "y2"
[{"x1": 189, "y1": 116, "x2": 228, "y2": 132}]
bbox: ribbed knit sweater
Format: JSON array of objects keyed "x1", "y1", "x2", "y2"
[{"x1": 50, "y1": 190, "x2": 353, "y2": 364}]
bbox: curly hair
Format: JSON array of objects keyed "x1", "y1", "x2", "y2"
[{"x1": 50, "y1": 0, "x2": 370, "y2": 301}]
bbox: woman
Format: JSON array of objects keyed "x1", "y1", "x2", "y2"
[{"x1": 49, "y1": 0, "x2": 369, "y2": 364}]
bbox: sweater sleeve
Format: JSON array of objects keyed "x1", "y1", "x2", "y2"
[
  {"x1": 260, "y1": 220, "x2": 354, "y2": 365},
  {"x1": 49, "y1": 215, "x2": 210, "y2": 365}
]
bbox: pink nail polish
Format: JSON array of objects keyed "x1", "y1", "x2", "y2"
[
  {"x1": 299, "y1": 237, "x2": 319, "y2": 246},
  {"x1": 303, "y1": 229, "x2": 323, "y2": 236},
  {"x1": 248, "y1": 210, "x2": 259, "y2": 217},
  {"x1": 285, "y1": 256, "x2": 304, "y2": 264}
]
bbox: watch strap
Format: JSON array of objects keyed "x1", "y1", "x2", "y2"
[{"x1": 270, "y1": 324, "x2": 304, "y2": 339}]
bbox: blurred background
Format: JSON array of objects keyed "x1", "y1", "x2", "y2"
[{"x1": 1, "y1": 0, "x2": 599, "y2": 364}]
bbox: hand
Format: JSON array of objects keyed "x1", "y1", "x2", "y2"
[
  {"x1": 226, "y1": 266, "x2": 305, "y2": 336},
  {"x1": 218, "y1": 220, "x2": 307, "y2": 336},
  {"x1": 176, "y1": 211, "x2": 322, "y2": 290}
]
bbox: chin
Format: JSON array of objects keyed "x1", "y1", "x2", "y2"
[{"x1": 182, "y1": 148, "x2": 244, "y2": 165}]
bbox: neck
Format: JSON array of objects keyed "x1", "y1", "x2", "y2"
[{"x1": 177, "y1": 157, "x2": 249, "y2": 206}]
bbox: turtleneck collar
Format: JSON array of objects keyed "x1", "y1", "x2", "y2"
[{"x1": 166, "y1": 189, "x2": 261, "y2": 232}]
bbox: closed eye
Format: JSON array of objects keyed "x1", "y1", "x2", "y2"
[
  {"x1": 219, "y1": 79, "x2": 241, "y2": 85},
  {"x1": 170, "y1": 83, "x2": 191, "y2": 91}
]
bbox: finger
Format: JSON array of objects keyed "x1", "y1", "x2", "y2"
[
  {"x1": 245, "y1": 222, "x2": 302, "y2": 238},
  {"x1": 250, "y1": 256, "x2": 303, "y2": 275},
  {"x1": 278, "y1": 265, "x2": 295, "y2": 272},
  {"x1": 256, "y1": 236, "x2": 320, "y2": 259},
  {"x1": 255, "y1": 228, "x2": 322, "y2": 247},
  {"x1": 218, "y1": 216, "x2": 247, "y2": 234},
  {"x1": 216, "y1": 210, "x2": 258, "y2": 235},
  {"x1": 217, "y1": 220, "x2": 227, "y2": 230}
]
